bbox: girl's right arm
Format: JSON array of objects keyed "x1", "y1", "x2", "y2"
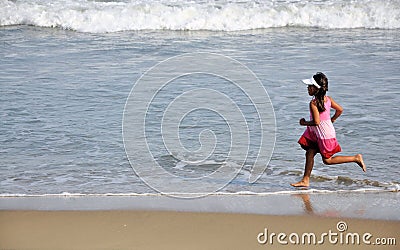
[
  {"x1": 330, "y1": 97, "x2": 343, "y2": 123},
  {"x1": 300, "y1": 101, "x2": 320, "y2": 126}
]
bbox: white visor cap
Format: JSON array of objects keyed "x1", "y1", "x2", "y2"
[{"x1": 302, "y1": 77, "x2": 321, "y2": 89}]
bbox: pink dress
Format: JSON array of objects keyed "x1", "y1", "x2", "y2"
[{"x1": 298, "y1": 96, "x2": 341, "y2": 159}]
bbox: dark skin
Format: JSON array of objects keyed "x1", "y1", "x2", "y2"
[{"x1": 291, "y1": 85, "x2": 366, "y2": 188}]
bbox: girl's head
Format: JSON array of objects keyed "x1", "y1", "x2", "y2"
[
  {"x1": 313, "y1": 72, "x2": 328, "y2": 92},
  {"x1": 308, "y1": 72, "x2": 328, "y2": 112}
]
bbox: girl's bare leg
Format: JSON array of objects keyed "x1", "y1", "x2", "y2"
[
  {"x1": 291, "y1": 148, "x2": 317, "y2": 187},
  {"x1": 322, "y1": 154, "x2": 366, "y2": 172}
]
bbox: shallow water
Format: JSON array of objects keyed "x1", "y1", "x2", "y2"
[{"x1": 1, "y1": 23, "x2": 399, "y2": 196}]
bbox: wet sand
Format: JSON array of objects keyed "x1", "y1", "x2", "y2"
[
  {"x1": 1, "y1": 210, "x2": 399, "y2": 249},
  {"x1": 1, "y1": 193, "x2": 399, "y2": 249}
]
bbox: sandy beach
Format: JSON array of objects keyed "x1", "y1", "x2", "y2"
[
  {"x1": 1, "y1": 192, "x2": 399, "y2": 250},
  {"x1": 1, "y1": 210, "x2": 399, "y2": 250}
]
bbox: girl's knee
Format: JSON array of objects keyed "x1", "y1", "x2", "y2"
[
  {"x1": 306, "y1": 148, "x2": 317, "y2": 156},
  {"x1": 323, "y1": 157, "x2": 332, "y2": 165}
]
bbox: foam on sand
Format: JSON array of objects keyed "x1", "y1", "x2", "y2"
[{"x1": 1, "y1": 191, "x2": 399, "y2": 220}]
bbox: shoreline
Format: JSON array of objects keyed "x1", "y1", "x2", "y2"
[
  {"x1": 1, "y1": 210, "x2": 399, "y2": 249},
  {"x1": 1, "y1": 192, "x2": 399, "y2": 220},
  {"x1": 1, "y1": 193, "x2": 399, "y2": 249}
]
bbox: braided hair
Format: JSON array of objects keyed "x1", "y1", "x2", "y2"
[{"x1": 313, "y1": 72, "x2": 328, "y2": 112}]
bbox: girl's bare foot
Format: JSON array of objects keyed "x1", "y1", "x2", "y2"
[
  {"x1": 355, "y1": 154, "x2": 366, "y2": 172},
  {"x1": 290, "y1": 180, "x2": 309, "y2": 187}
]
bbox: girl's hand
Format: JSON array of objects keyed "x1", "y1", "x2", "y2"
[{"x1": 299, "y1": 118, "x2": 306, "y2": 126}]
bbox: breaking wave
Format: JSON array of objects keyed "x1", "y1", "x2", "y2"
[{"x1": 1, "y1": 0, "x2": 399, "y2": 33}]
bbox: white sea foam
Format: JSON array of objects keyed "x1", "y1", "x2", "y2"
[
  {"x1": 0, "y1": 186, "x2": 398, "y2": 198},
  {"x1": 1, "y1": 0, "x2": 399, "y2": 33}
]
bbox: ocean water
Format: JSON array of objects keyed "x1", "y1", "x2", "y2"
[{"x1": 1, "y1": 0, "x2": 399, "y2": 197}]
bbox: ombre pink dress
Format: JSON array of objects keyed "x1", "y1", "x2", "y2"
[{"x1": 298, "y1": 96, "x2": 341, "y2": 159}]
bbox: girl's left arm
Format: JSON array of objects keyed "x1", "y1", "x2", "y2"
[{"x1": 329, "y1": 97, "x2": 343, "y2": 123}]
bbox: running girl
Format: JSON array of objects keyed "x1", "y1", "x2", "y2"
[{"x1": 291, "y1": 72, "x2": 366, "y2": 187}]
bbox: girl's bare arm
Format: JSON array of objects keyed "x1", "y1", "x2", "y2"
[
  {"x1": 329, "y1": 96, "x2": 343, "y2": 123},
  {"x1": 300, "y1": 101, "x2": 320, "y2": 126}
]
